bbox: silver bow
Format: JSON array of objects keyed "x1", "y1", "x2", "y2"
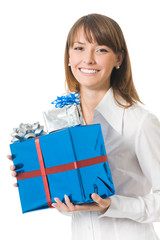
[{"x1": 11, "y1": 122, "x2": 44, "y2": 143}]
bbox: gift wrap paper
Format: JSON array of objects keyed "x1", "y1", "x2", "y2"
[
  {"x1": 10, "y1": 124, "x2": 115, "y2": 213},
  {"x1": 43, "y1": 104, "x2": 83, "y2": 133}
]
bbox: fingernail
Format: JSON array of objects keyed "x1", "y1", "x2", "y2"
[
  {"x1": 11, "y1": 172, "x2": 16, "y2": 177},
  {"x1": 91, "y1": 193, "x2": 98, "y2": 199},
  {"x1": 13, "y1": 183, "x2": 18, "y2": 187},
  {"x1": 54, "y1": 197, "x2": 58, "y2": 202},
  {"x1": 52, "y1": 203, "x2": 57, "y2": 208},
  {"x1": 10, "y1": 165, "x2": 15, "y2": 170}
]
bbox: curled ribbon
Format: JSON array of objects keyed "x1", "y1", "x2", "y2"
[
  {"x1": 11, "y1": 122, "x2": 45, "y2": 143},
  {"x1": 51, "y1": 92, "x2": 80, "y2": 108}
]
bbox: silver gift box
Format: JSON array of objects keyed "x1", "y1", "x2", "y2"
[{"x1": 43, "y1": 104, "x2": 84, "y2": 133}]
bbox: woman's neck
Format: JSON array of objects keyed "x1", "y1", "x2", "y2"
[{"x1": 80, "y1": 86, "x2": 110, "y2": 125}]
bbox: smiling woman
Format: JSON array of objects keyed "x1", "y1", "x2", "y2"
[
  {"x1": 9, "y1": 12, "x2": 160, "y2": 240},
  {"x1": 68, "y1": 32, "x2": 121, "y2": 92},
  {"x1": 64, "y1": 14, "x2": 141, "y2": 108},
  {"x1": 57, "y1": 13, "x2": 160, "y2": 240}
]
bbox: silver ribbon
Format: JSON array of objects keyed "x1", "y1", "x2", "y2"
[{"x1": 11, "y1": 122, "x2": 44, "y2": 143}]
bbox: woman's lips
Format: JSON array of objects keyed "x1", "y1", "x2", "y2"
[{"x1": 79, "y1": 68, "x2": 100, "y2": 74}]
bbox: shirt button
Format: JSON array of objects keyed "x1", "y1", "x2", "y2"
[{"x1": 88, "y1": 225, "x2": 91, "y2": 230}]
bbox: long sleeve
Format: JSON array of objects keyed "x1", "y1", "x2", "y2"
[{"x1": 99, "y1": 113, "x2": 160, "y2": 223}]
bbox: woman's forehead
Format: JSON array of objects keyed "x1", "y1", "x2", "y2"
[
  {"x1": 69, "y1": 24, "x2": 118, "y2": 52},
  {"x1": 71, "y1": 26, "x2": 96, "y2": 44}
]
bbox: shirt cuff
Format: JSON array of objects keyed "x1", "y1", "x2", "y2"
[{"x1": 98, "y1": 195, "x2": 144, "y2": 221}]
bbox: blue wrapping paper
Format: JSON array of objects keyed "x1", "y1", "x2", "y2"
[{"x1": 10, "y1": 124, "x2": 115, "y2": 213}]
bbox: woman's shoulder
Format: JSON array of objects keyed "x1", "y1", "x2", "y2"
[
  {"x1": 126, "y1": 103, "x2": 149, "y2": 117},
  {"x1": 125, "y1": 103, "x2": 160, "y2": 131}
]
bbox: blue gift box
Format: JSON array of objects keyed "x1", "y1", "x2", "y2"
[{"x1": 10, "y1": 124, "x2": 115, "y2": 213}]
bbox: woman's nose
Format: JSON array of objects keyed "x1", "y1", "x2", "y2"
[{"x1": 83, "y1": 51, "x2": 96, "y2": 65}]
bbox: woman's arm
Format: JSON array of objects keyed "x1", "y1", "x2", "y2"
[{"x1": 99, "y1": 113, "x2": 160, "y2": 223}]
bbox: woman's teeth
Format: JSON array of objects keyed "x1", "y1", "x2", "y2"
[{"x1": 80, "y1": 68, "x2": 99, "y2": 74}]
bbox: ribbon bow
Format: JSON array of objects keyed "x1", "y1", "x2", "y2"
[
  {"x1": 51, "y1": 92, "x2": 80, "y2": 108},
  {"x1": 11, "y1": 122, "x2": 44, "y2": 143}
]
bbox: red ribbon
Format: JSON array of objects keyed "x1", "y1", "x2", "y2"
[
  {"x1": 17, "y1": 136, "x2": 108, "y2": 208},
  {"x1": 35, "y1": 137, "x2": 53, "y2": 208}
]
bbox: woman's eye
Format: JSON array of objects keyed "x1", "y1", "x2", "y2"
[
  {"x1": 74, "y1": 47, "x2": 83, "y2": 51},
  {"x1": 97, "y1": 49, "x2": 108, "y2": 53}
]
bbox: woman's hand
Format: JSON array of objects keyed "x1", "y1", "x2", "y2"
[
  {"x1": 7, "y1": 155, "x2": 18, "y2": 187},
  {"x1": 52, "y1": 193, "x2": 111, "y2": 214}
]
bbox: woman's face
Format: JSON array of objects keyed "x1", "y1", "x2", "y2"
[{"x1": 69, "y1": 28, "x2": 122, "y2": 91}]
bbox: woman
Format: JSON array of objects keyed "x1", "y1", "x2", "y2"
[{"x1": 9, "y1": 14, "x2": 160, "y2": 240}]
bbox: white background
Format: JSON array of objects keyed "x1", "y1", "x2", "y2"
[{"x1": 0, "y1": 0, "x2": 160, "y2": 239}]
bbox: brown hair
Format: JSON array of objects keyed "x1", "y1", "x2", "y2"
[{"x1": 64, "y1": 13, "x2": 142, "y2": 107}]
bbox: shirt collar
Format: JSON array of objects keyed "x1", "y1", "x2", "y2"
[{"x1": 94, "y1": 88, "x2": 125, "y2": 135}]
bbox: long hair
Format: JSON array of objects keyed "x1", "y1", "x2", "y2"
[{"x1": 64, "y1": 13, "x2": 142, "y2": 107}]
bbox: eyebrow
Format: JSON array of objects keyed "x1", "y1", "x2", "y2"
[{"x1": 73, "y1": 41, "x2": 85, "y2": 45}]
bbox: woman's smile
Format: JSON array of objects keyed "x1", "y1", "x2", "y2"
[{"x1": 79, "y1": 68, "x2": 100, "y2": 74}]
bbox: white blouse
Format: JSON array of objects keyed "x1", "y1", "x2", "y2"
[{"x1": 61, "y1": 88, "x2": 160, "y2": 240}]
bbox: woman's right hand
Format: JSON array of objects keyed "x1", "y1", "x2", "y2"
[{"x1": 7, "y1": 155, "x2": 18, "y2": 187}]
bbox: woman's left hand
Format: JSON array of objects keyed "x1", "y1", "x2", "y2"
[{"x1": 52, "y1": 193, "x2": 111, "y2": 214}]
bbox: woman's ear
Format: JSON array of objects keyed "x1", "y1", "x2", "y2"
[
  {"x1": 116, "y1": 51, "x2": 124, "y2": 68},
  {"x1": 68, "y1": 55, "x2": 71, "y2": 64}
]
